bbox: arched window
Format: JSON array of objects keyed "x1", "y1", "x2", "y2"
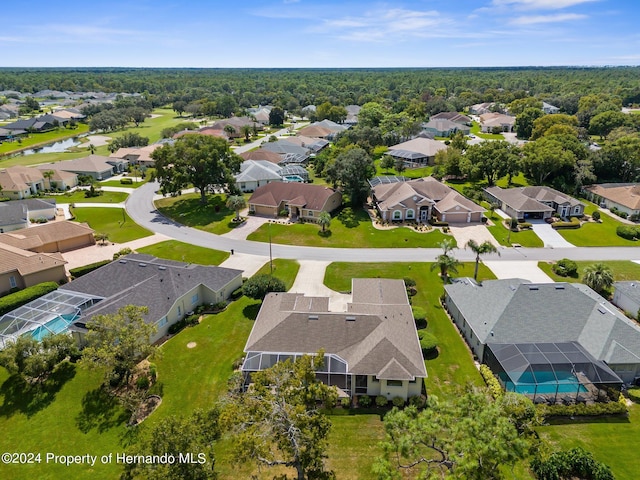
[
  {"x1": 393, "y1": 210, "x2": 402, "y2": 220},
  {"x1": 406, "y1": 209, "x2": 415, "y2": 219}
]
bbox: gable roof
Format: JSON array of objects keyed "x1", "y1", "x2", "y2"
[
  {"x1": 485, "y1": 186, "x2": 582, "y2": 211},
  {"x1": 248, "y1": 182, "x2": 339, "y2": 211},
  {"x1": 0, "y1": 166, "x2": 44, "y2": 192},
  {"x1": 520, "y1": 186, "x2": 583, "y2": 207},
  {"x1": 430, "y1": 112, "x2": 472, "y2": 124},
  {"x1": 41, "y1": 155, "x2": 117, "y2": 174},
  {"x1": 236, "y1": 160, "x2": 282, "y2": 183},
  {"x1": 0, "y1": 242, "x2": 66, "y2": 276},
  {"x1": 435, "y1": 191, "x2": 484, "y2": 214},
  {"x1": 584, "y1": 183, "x2": 640, "y2": 211},
  {"x1": 388, "y1": 138, "x2": 447, "y2": 158},
  {"x1": 445, "y1": 279, "x2": 640, "y2": 365},
  {"x1": 614, "y1": 281, "x2": 640, "y2": 303},
  {"x1": 245, "y1": 278, "x2": 426, "y2": 380},
  {"x1": 240, "y1": 149, "x2": 284, "y2": 164},
  {"x1": 0, "y1": 221, "x2": 93, "y2": 251}
]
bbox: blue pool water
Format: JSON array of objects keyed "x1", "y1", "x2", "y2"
[
  {"x1": 502, "y1": 370, "x2": 588, "y2": 395},
  {"x1": 30, "y1": 314, "x2": 75, "y2": 341}
]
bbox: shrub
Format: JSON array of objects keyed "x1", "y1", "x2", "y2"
[
  {"x1": 537, "y1": 401, "x2": 627, "y2": 418},
  {"x1": 552, "y1": 218, "x2": 581, "y2": 229},
  {"x1": 479, "y1": 364, "x2": 504, "y2": 399},
  {"x1": 409, "y1": 395, "x2": 426, "y2": 409},
  {"x1": 518, "y1": 222, "x2": 532, "y2": 229},
  {"x1": 412, "y1": 307, "x2": 427, "y2": 329},
  {"x1": 340, "y1": 397, "x2": 351, "y2": 408},
  {"x1": 552, "y1": 258, "x2": 578, "y2": 277},
  {"x1": 616, "y1": 225, "x2": 640, "y2": 240},
  {"x1": 242, "y1": 274, "x2": 286, "y2": 300},
  {"x1": 419, "y1": 332, "x2": 438, "y2": 357},
  {"x1": 136, "y1": 375, "x2": 150, "y2": 390},
  {"x1": 392, "y1": 396, "x2": 405, "y2": 408},
  {"x1": 148, "y1": 363, "x2": 157, "y2": 381},
  {"x1": 0, "y1": 282, "x2": 59, "y2": 316},
  {"x1": 113, "y1": 247, "x2": 132, "y2": 260},
  {"x1": 592, "y1": 210, "x2": 601, "y2": 221},
  {"x1": 70, "y1": 260, "x2": 111, "y2": 279},
  {"x1": 375, "y1": 395, "x2": 388, "y2": 407},
  {"x1": 531, "y1": 447, "x2": 615, "y2": 480},
  {"x1": 403, "y1": 277, "x2": 416, "y2": 288},
  {"x1": 230, "y1": 286, "x2": 243, "y2": 300},
  {"x1": 167, "y1": 315, "x2": 199, "y2": 335},
  {"x1": 358, "y1": 394, "x2": 371, "y2": 408},
  {"x1": 120, "y1": 177, "x2": 133, "y2": 185},
  {"x1": 429, "y1": 219, "x2": 449, "y2": 227}
]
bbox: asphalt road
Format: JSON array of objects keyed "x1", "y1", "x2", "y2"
[{"x1": 125, "y1": 182, "x2": 640, "y2": 264}]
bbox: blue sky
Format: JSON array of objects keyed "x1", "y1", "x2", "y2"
[{"x1": 1, "y1": 0, "x2": 638, "y2": 68}]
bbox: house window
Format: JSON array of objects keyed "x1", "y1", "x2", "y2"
[
  {"x1": 177, "y1": 305, "x2": 182, "y2": 318},
  {"x1": 406, "y1": 209, "x2": 415, "y2": 219},
  {"x1": 308, "y1": 211, "x2": 313, "y2": 217},
  {"x1": 158, "y1": 316, "x2": 168, "y2": 327},
  {"x1": 191, "y1": 293, "x2": 199, "y2": 305},
  {"x1": 387, "y1": 380, "x2": 403, "y2": 387},
  {"x1": 393, "y1": 210, "x2": 402, "y2": 220},
  {"x1": 9, "y1": 276, "x2": 17, "y2": 288}
]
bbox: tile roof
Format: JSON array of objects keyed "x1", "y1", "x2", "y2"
[
  {"x1": 584, "y1": 183, "x2": 640, "y2": 211},
  {"x1": 41, "y1": 155, "x2": 117, "y2": 174},
  {"x1": 248, "y1": 182, "x2": 339, "y2": 211},
  {"x1": 0, "y1": 166, "x2": 43, "y2": 192},
  {"x1": 445, "y1": 279, "x2": 640, "y2": 365},
  {"x1": 245, "y1": 278, "x2": 426, "y2": 380}
]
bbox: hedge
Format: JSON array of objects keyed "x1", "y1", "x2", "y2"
[
  {"x1": 69, "y1": 260, "x2": 111, "y2": 279},
  {"x1": 479, "y1": 364, "x2": 504, "y2": 399},
  {"x1": 616, "y1": 225, "x2": 640, "y2": 240},
  {"x1": 552, "y1": 218, "x2": 581, "y2": 229},
  {"x1": 536, "y1": 399, "x2": 627, "y2": 418},
  {"x1": 0, "y1": 282, "x2": 59, "y2": 315},
  {"x1": 120, "y1": 177, "x2": 133, "y2": 184},
  {"x1": 428, "y1": 219, "x2": 449, "y2": 227}
]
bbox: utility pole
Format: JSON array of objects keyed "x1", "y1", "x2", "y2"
[{"x1": 268, "y1": 221, "x2": 273, "y2": 275}]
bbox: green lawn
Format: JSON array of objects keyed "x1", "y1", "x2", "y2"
[
  {"x1": 324, "y1": 261, "x2": 492, "y2": 397},
  {"x1": 107, "y1": 108, "x2": 186, "y2": 144},
  {"x1": 470, "y1": 121, "x2": 505, "y2": 140},
  {"x1": 557, "y1": 201, "x2": 638, "y2": 247},
  {"x1": 253, "y1": 258, "x2": 300, "y2": 291},
  {"x1": 486, "y1": 217, "x2": 544, "y2": 247},
  {"x1": 43, "y1": 190, "x2": 128, "y2": 204},
  {"x1": 72, "y1": 207, "x2": 152, "y2": 243},
  {"x1": 247, "y1": 207, "x2": 456, "y2": 248},
  {"x1": 0, "y1": 124, "x2": 90, "y2": 156},
  {"x1": 136, "y1": 240, "x2": 229, "y2": 265},
  {"x1": 155, "y1": 193, "x2": 239, "y2": 235},
  {"x1": 99, "y1": 169, "x2": 155, "y2": 188}
]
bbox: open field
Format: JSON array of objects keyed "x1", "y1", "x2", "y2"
[
  {"x1": 72, "y1": 207, "x2": 152, "y2": 243},
  {"x1": 136, "y1": 239, "x2": 229, "y2": 265},
  {"x1": 106, "y1": 108, "x2": 186, "y2": 144},
  {"x1": 154, "y1": 193, "x2": 239, "y2": 235},
  {"x1": 43, "y1": 190, "x2": 128, "y2": 204},
  {"x1": 247, "y1": 207, "x2": 455, "y2": 248}
]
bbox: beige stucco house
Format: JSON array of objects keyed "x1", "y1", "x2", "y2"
[
  {"x1": 248, "y1": 182, "x2": 342, "y2": 221},
  {"x1": 0, "y1": 221, "x2": 95, "y2": 253},
  {"x1": 0, "y1": 243, "x2": 67, "y2": 293}
]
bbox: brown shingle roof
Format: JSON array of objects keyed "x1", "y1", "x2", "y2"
[
  {"x1": 0, "y1": 166, "x2": 43, "y2": 192},
  {"x1": 240, "y1": 149, "x2": 283, "y2": 164},
  {"x1": 248, "y1": 183, "x2": 339, "y2": 211},
  {"x1": 296, "y1": 125, "x2": 333, "y2": 138},
  {"x1": 584, "y1": 184, "x2": 640, "y2": 211},
  {"x1": 0, "y1": 243, "x2": 67, "y2": 276},
  {"x1": 0, "y1": 221, "x2": 94, "y2": 251}
]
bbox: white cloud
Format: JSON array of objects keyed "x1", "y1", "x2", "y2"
[
  {"x1": 492, "y1": 0, "x2": 598, "y2": 10},
  {"x1": 510, "y1": 13, "x2": 587, "y2": 24}
]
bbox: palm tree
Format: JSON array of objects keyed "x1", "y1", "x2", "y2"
[
  {"x1": 224, "y1": 124, "x2": 236, "y2": 139},
  {"x1": 226, "y1": 195, "x2": 246, "y2": 221},
  {"x1": 466, "y1": 239, "x2": 499, "y2": 281},
  {"x1": 89, "y1": 143, "x2": 96, "y2": 154},
  {"x1": 318, "y1": 211, "x2": 331, "y2": 233},
  {"x1": 430, "y1": 240, "x2": 459, "y2": 283},
  {"x1": 95, "y1": 232, "x2": 109, "y2": 245},
  {"x1": 582, "y1": 263, "x2": 614, "y2": 295},
  {"x1": 42, "y1": 170, "x2": 55, "y2": 189},
  {"x1": 241, "y1": 124, "x2": 252, "y2": 142}
]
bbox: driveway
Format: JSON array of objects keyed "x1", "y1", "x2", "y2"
[
  {"x1": 449, "y1": 224, "x2": 500, "y2": 249},
  {"x1": 220, "y1": 212, "x2": 270, "y2": 241},
  {"x1": 219, "y1": 253, "x2": 269, "y2": 278},
  {"x1": 484, "y1": 260, "x2": 555, "y2": 283},
  {"x1": 530, "y1": 221, "x2": 574, "y2": 248},
  {"x1": 289, "y1": 260, "x2": 350, "y2": 312}
]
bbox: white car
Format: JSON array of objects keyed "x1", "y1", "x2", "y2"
[{"x1": 468, "y1": 134, "x2": 476, "y2": 139}]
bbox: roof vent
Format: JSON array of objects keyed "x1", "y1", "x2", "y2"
[
  {"x1": 158, "y1": 266, "x2": 167, "y2": 270},
  {"x1": 528, "y1": 285, "x2": 539, "y2": 291},
  {"x1": 308, "y1": 315, "x2": 319, "y2": 320},
  {"x1": 555, "y1": 285, "x2": 565, "y2": 290},
  {"x1": 119, "y1": 259, "x2": 127, "y2": 264},
  {"x1": 346, "y1": 316, "x2": 356, "y2": 322},
  {"x1": 139, "y1": 263, "x2": 147, "y2": 267}
]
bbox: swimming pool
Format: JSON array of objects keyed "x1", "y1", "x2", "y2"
[
  {"x1": 501, "y1": 370, "x2": 588, "y2": 395},
  {"x1": 30, "y1": 314, "x2": 76, "y2": 341}
]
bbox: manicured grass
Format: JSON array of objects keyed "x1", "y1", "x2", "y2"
[
  {"x1": 42, "y1": 190, "x2": 128, "y2": 204},
  {"x1": 538, "y1": 260, "x2": 640, "y2": 286},
  {"x1": 470, "y1": 121, "x2": 505, "y2": 140},
  {"x1": 0, "y1": 124, "x2": 90, "y2": 156},
  {"x1": 324, "y1": 262, "x2": 493, "y2": 397},
  {"x1": 538, "y1": 404, "x2": 640, "y2": 480},
  {"x1": 247, "y1": 207, "x2": 456, "y2": 248},
  {"x1": 136, "y1": 240, "x2": 229, "y2": 265},
  {"x1": 253, "y1": 258, "x2": 300, "y2": 291},
  {"x1": 72, "y1": 207, "x2": 152, "y2": 243},
  {"x1": 155, "y1": 193, "x2": 239, "y2": 235},
  {"x1": 486, "y1": 217, "x2": 544, "y2": 247},
  {"x1": 99, "y1": 169, "x2": 155, "y2": 188},
  {"x1": 107, "y1": 108, "x2": 186, "y2": 144},
  {"x1": 557, "y1": 201, "x2": 638, "y2": 247}
]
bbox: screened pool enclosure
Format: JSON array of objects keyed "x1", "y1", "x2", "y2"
[
  {"x1": 0, "y1": 290, "x2": 103, "y2": 348},
  {"x1": 485, "y1": 342, "x2": 622, "y2": 404}
]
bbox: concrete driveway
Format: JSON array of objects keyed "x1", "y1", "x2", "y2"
[
  {"x1": 219, "y1": 253, "x2": 270, "y2": 278},
  {"x1": 289, "y1": 260, "x2": 351, "y2": 312},
  {"x1": 449, "y1": 224, "x2": 500, "y2": 249},
  {"x1": 530, "y1": 221, "x2": 575, "y2": 248},
  {"x1": 484, "y1": 260, "x2": 554, "y2": 283},
  {"x1": 220, "y1": 213, "x2": 271, "y2": 241}
]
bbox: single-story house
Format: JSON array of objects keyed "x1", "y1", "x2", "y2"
[
  {"x1": 63, "y1": 254, "x2": 243, "y2": 345},
  {"x1": 0, "y1": 166, "x2": 45, "y2": 199},
  {"x1": 2, "y1": 114, "x2": 61, "y2": 132},
  {"x1": 0, "y1": 221, "x2": 95, "y2": 253},
  {"x1": 286, "y1": 135, "x2": 329, "y2": 153},
  {"x1": 479, "y1": 112, "x2": 515, "y2": 133},
  {"x1": 542, "y1": 102, "x2": 560, "y2": 114},
  {"x1": 583, "y1": 183, "x2": 640, "y2": 218},
  {"x1": 35, "y1": 166, "x2": 78, "y2": 190},
  {"x1": 444, "y1": 279, "x2": 640, "y2": 384},
  {"x1": 422, "y1": 118, "x2": 471, "y2": 137},
  {"x1": 613, "y1": 282, "x2": 640, "y2": 319},
  {"x1": 371, "y1": 176, "x2": 484, "y2": 223},
  {"x1": 0, "y1": 199, "x2": 57, "y2": 232},
  {"x1": 430, "y1": 112, "x2": 472, "y2": 125},
  {"x1": 110, "y1": 144, "x2": 163, "y2": 167},
  {"x1": 469, "y1": 102, "x2": 495, "y2": 115},
  {"x1": 42, "y1": 155, "x2": 128, "y2": 180},
  {"x1": 295, "y1": 124, "x2": 334, "y2": 139},
  {"x1": 242, "y1": 278, "x2": 427, "y2": 400},
  {"x1": 208, "y1": 117, "x2": 262, "y2": 138},
  {"x1": 0, "y1": 242, "x2": 67, "y2": 293},
  {"x1": 248, "y1": 182, "x2": 342, "y2": 221},
  {"x1": 235, "y1": 160, "x2": 283, "y2": 193},
  {"x1": 344, "y1": 105, "x2": 361, "y2": 125},
  {"x1": 484, "y1": 186, "x2": 584, "y2": 220},
  {"x1": 387, "y1": 138, "x2": 448, "y2": 166},
  {"x1": 260, "y1": 141, "x2": 310, "y2": 164},
  {"x1": 240, "y1": 149, "x2": 285, "y2": 165}
]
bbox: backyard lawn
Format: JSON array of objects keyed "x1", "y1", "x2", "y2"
[
  {"x1": 72, "y1": 207, "x2": 152, "y2": 243},
  {"x1": 136, "y1": 240, "x2": 229, "y2": 265},
  {"x1": 253, "y1": 258, "x2": 300, "y2": 291},
  {"x1": 154, "y1": 193, "x2": 239, "y2": 235},
  {"x1": 558, "y1": 202, "x2": 638, "y2": 247},
  {"x1": 43, "y1": 190, "x2": 128, "y2": 204},
  {"x1": 247, "y1": 207, "x2": 456, "y2": 248}
]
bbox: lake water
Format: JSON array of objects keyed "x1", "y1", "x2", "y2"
[{"x1": 20, "y1": 137, "x2": 81, "y2": 155}]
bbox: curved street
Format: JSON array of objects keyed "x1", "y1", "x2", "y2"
[{"x1": 125, "y1": 182, "x2": 640, "y2": 264}]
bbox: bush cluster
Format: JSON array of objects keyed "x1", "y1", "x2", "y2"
[
  {"x1": 610, "y1": 206, "x2": 628, "y2": 219},
  {"x1": 167, "y1": 315, "x2": 199, "y2": 335},
  {"x1": 531, "y1": 447, "x2": 615, "y2": 480},
  {"x1": 70, "y1": 260, "x2": 111, "y2": 279},
  {"x1": 428, "y1": 219, "x2": 449, "y2": 227},
  {"x1": 0, "y1": 282, "x2": 59, "y2": 315},
  {"x1": 551, "y1": 218, "x2": 581, "y2": 229},
  {"x1": 358, "y1": 394, "x2": 371, "y2": 407},
  {"x1": 616, "y1": 225, "x2": 640, "y2": 240},
  {"x1": 537, "y1": 400, "x2": 627, "y2": 418},
  {"x1": 479, "y1": 364, "x2": 504, "y2": 399},
  {"x1": 242, "y1": 274, "x2": 286, "y2": 300},
  {"x1": 120, "y1": 177, "x2": 133, "y2": 184},
  {"x1": 392, "y1": 396, "x2": 405, "y2": 408},
  {"x1": 552, "y1": 258, "x2": 578, "y2": 277},
  {"x1": 418, "y1": 331, "x2": 438, "y2": 357},
  {"x1": 113, "y1": 248, "x2": 132, "y2": 260},
  {"x1": 413, "y1": 307, "x2": 427, "y2": 329},
  {"x1": 375, "y1": 395, "x2": 388, "y2": 407}
]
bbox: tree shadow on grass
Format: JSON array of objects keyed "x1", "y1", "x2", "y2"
[
  {"x1": 317, "y1": 230, "x2": 332, "y2": 238},
  {"x1": 157, "y1": 195, "x2": 233, "y2": 228},
  {"x1": 76, "y1": 386, "x2": 129, "y2": 434},
  {"x1": 0, "y1": 362, "x2": 76, "y2": 418},
  {"x1": 243, "y1": 303, "x2": 261, "y2": 321}
]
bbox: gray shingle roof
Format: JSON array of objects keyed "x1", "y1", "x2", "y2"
[{"x1": 614, "y1": 281, "x2": 640, "y2": 304}]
